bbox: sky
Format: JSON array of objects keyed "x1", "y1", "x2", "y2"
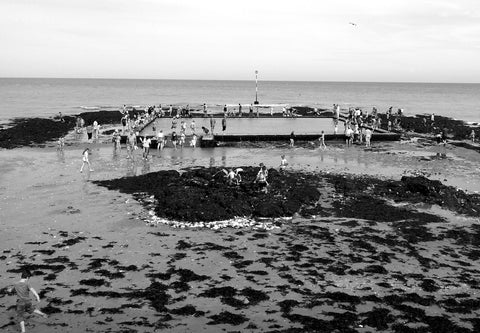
[{"x1": 1, "y1": 0, "x2": 479, "y2": 82}]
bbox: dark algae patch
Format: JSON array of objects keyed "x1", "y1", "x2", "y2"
[
  {"x1": 94, "y1": 167, "x2": 322, "y2": 222},
  {"x1": 0, "y1": 110, "x2": 145, "y2": 149},
  {"x1": 95, "y1": 167, "x2": 480, "y2": 223}
]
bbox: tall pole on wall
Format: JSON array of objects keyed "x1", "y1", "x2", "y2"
[{"x1": 254, "y1": 70, "x2": 259, "y2": 105}]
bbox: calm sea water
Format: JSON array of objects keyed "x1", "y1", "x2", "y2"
[{"x1": 0, "y1": 78, "x2": 479, "y2": 123}]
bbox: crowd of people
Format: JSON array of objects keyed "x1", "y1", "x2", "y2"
[
  {"x1": 331, "y1": 104, "x2": 405, "y2": 148},
  {"x1": 69, "y1": 103, "x2": 480, "y2": 172}
]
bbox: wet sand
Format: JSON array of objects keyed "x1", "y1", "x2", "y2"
[{"x1": 1, "y1": 134, "x2": 480, "y2": 332}]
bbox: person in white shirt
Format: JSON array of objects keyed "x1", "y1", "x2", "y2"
[
  {"x1": 80, "y1": 148, "x2": 93, "y2": 172},
  {"x1": 140, "y1": 136, "x2": 151, "y2": 159},
  {"x1": 365, "y1": 128, "x2": 372, "y2": 147},
  {"x1": 157, "y1": 130, "x2": 165, "y2": 150}
]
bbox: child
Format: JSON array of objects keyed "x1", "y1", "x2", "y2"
[
  {"x1": 254, "y1": 165, "x2": 269, "y2": 193},
  {"x1": 190, "y1": 134, "x2": 197, "y2": 148},
  {"x1": 319, "y1": 130, "x2": 326, "y2": 150},
  {"x1": 8, "y1": 270, "x2": 47, "y2": 333},
  {"x1": 171, "y1": 131, "x2": 178, "y2": 150},
  {"x1": 279, "y1": 155, "x2": 288, "y2": 172},
  {"x1": 179, "y1": 132, "x2": 186, "y2": 148},
  {"x1": 80, "y1": 148, "x2": 93, "y2": 172},
  {"x1": 57, "y1": 137, "x2": 65, "y2": 150},
  {"x1": 190, "y1": 120, "x2": 196, "y2": 134}
]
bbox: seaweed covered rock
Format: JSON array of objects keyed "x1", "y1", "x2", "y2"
[
  {"x1": 95, "y1": 167, "x2": 321, "y2": 222},
  {"x1": 402, "y1": 176, "x2": 443, "y2": 197},
  {"x1": 325, "y1": 173, "x2": 480, "y2": 218},
  {"x1": 0, "y1": 110, "x2": 145, "y2": 149},
  {"x1": 0, "y1": 117, "x2": 76, "y2": 149}
]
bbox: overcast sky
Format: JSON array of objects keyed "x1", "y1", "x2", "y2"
[{"x1": 1, "y1": 0, "x2": 479, "y2": 82}]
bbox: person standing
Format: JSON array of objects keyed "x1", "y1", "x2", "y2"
[
  {"x1": 203, "y1": 103, "x2": 207, "y2": 117},
  {"x1": 470, "y1": 129, "x2": 476, "y2": 143},
  {"x1": 171, "y1": 131, "x2": 178, "y2": 149},
  {"x1": 121, "y1": 114, "x2": 128, "y2": 134},
  {"x1": 190, "y1": 120, "x2": 196, "y2": 134},
  {"x1": 157, "y1": 130, "x2": 165, "y2": 150},
  {"x1": 238, "y1": 103, "x2": 242, "y2": 117},
  {"x1": 179, "y1": 132, "x2": 186, "y2": 148},
  {"x1": 254, "y1": 164, "x2": 269, "y2": 193},
  {"x1": 222, "y1": 115, "x2": 227, "y2": 132},
  {"x1": 190, "y1": 133, "x2": 197, "y2": 148},
  {"x1": 279, "y1": 155, "x2": 288, "y2": 172},
  {"x1": 86, "y1": 125, "x2": 93, "y2": 142},
  {"x1": 290, "y1": 131, "x2": 295, "y2": 147},
  {"x1": 126, "y1": 131, "x2": 137, "y2": 159},
  {"x1": 112, "y1": 130, "x2": 120, "y2": 149},
  {"x1": 210, "y1": 115, "x2": 216, "y2": 134},
  {"x1": 319, "y1": 130, "x2": 326, "y2": 150},
  {"x1": 93, "y1": 121, "x2": 100, "y2": 141},
  {"x1": 140, "y1": 136, "x2": 151, "y2": 159},
  {"x1": 8, "y1": 270, "x2": 48, "y2": 333},
  {"x1": 57, "y1": 137, "x2": 65, "y2": 150},
  {"x1": 171, "y1": 116, "x2": 178, "y2": 130},
  {"x1": 180, "y1": 119, "x2": 187, "y2": 134},
  {"x1": 365, "y1": 128, "x2": 372, "y2": 147},
  {"x1": 345, "y1": 126, "x2": 353, "y2": 147}
]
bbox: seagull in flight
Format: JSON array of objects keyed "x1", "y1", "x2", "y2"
[{"x1": 349, "y1": 22, "x2": 357, "y2": 27}]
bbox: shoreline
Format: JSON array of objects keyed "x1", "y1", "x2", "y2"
[{"x1": 1, "y1": 109, "x2": 479, "y2": 150}]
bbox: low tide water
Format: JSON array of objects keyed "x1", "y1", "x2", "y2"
[
  {"x1": 0, "y1": 78, "x2": 479, "y2": 124},
  {"x1": 142, "y1": 117, "x2": 335, "y2": 136}
]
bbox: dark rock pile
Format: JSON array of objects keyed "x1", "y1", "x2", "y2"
[
  {"x1": 0, "y1": 110, "x2": 142, "y2": 149},
  {"x1": 95, "y1": 167, "x2": 322, "y2": 222},
  {"x1": 95, "y1": 167, "x2": 480, "y2": 224},
  {"x1": 378, "y1": 113, "x2": 475, "y2": 140}
]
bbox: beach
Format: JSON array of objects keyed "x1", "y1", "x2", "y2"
[{"x1": 1, "y1": 111, "x2": 480, "y2": 333}]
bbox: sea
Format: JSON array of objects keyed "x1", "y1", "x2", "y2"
[{"x1": 0, "y1": 78, "x2": 479, "y2": 124}]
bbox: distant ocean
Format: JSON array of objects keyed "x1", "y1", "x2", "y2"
[{"x1": 0, "y1": 78, "x2": 478, "y2": 124}]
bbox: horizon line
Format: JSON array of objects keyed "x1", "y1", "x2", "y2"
[{"x1": 0, "y1": 76, "x2": 479, "y2": 85}]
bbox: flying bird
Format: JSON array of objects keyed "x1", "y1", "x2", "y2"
[{"x1": 349, "y1": 22, "x2": 357, "y2": 27}]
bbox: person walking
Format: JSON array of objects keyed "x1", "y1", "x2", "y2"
[
  {"x1": 80, "y1": 148, "x2": 93, "y2": 172},
  {"x1": 8, "y1": 270, "x2": 48, "y2": 333}
]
